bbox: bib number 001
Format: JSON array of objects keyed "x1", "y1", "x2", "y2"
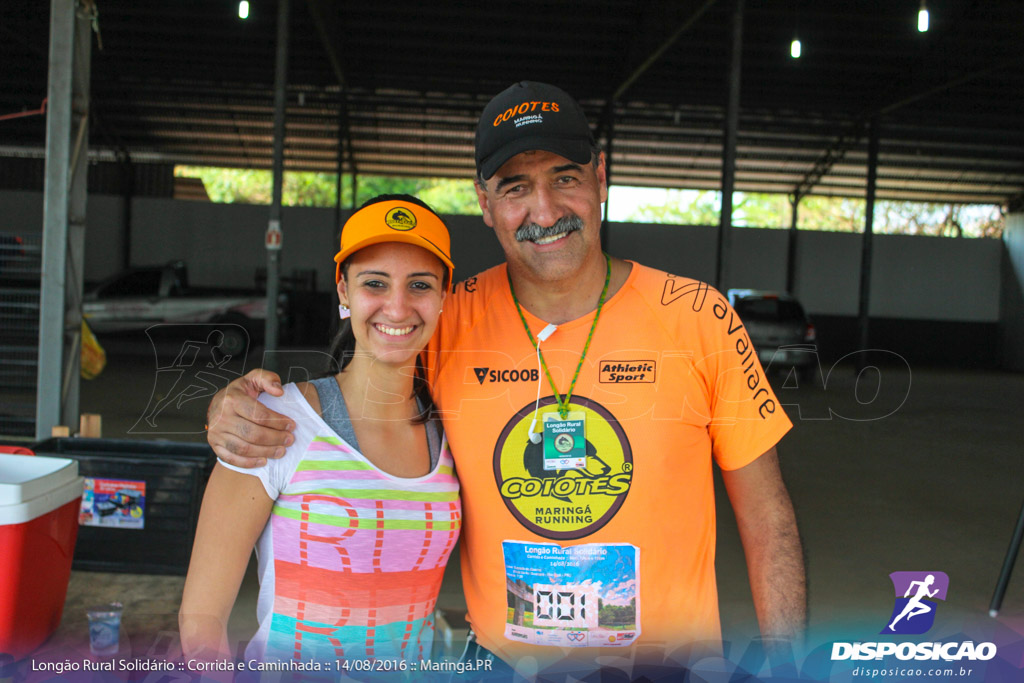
[{"x1": 532, "y1": 584, "x2": 597, "y2": 629}]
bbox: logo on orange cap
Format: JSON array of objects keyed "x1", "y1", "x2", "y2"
[
  {"x1": 384, "y1": 207, "x2": 417, "y2": 231},
  {"x1": 334, "y1": 198, "x2": 454, "y2": 289}
]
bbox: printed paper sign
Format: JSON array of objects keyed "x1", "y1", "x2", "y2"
[{"x1": 79, "y1": 478, "x2": 146, "y2": 529}]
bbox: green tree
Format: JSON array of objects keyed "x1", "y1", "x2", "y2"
[
  {"x1": 419, "y1": 179, "x2": 481, "y2": 215},
  {"x1": 734, "y1": 192, "x2": 789, "y2": 228},
  {"x1": 178, "y1": 167, "x2": 1002, "y2": 237},
  {"x1": 874, "y1": 200, "x2": 1004, "y2": 238},
  {"x1": 628, "y1": 189, "x2": 721, "y2": 225},
  {"x1": 795, "y1": 195, "x2": 866, "y2": 232},
  {"x1": 285, "y1": 171, "x2": 339, "y2": 206},
  {"x1": 351, "y1": 175, "x2": 427, "y2": 205},
  {"x1": 179, "y1": 167, "x2": 273, "y2": 204},
  {"x1": 625, "y1": 190, "x2": 788, "y2": 228},
  {"x1": 174, "y1": 166, "x2": 482, "y2": 214}
]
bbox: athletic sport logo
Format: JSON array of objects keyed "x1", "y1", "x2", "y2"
[
  {"x1": 598, "y1": 360, "x2": 656, "y2": 383},
  {"x1": 882, "y1": 571, "x2": 949, "y2": 635}
]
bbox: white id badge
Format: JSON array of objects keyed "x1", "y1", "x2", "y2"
[
  {"x1": 502, "y1": 540, "x2": 640, "y2": 647},
  {"x1": 542, "y1": 411, "x2": 586, "y2": 471}
]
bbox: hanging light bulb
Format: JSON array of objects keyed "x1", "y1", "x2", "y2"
[
  {"x1": 918, "y1": 1, "x2": 929, "y2": 32},
  {"x1": 790, "y1": 37, "x2": 802, "y2": 59},
  {"x1": 238, "y1": 1, "x2": 250, "y2": 19}
]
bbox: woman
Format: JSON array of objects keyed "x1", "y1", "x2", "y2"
[{"x1": 179, "y1": 195, "x2": 460, "y2": 666}]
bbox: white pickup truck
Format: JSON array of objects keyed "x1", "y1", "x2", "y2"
[{"x1": 83, "y1": 261, "x2": 286, "y2": 354}]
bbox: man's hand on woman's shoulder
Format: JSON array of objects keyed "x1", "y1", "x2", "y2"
[{"x1": 206, "y1": 369, "x2": 294, "y2": 468}]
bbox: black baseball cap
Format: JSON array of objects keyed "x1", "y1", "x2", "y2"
[{"x1": 475, "y1": 81, "x2": 596, "y2": 181}]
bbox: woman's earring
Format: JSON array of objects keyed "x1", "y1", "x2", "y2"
[{"x1": 339, "y1": 304, "x2": 350, "y2": 320}]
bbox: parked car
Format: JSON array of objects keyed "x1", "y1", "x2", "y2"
[
  {"x1": 83, "y1": 261, "x2": 287, "y2": 355},
  {"x1": 727, "y1": 289, "x2": 817, "y2": 379}
]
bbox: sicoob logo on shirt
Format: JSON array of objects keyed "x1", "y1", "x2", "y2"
[
  {"x1": 493, "y1": 395, "x2": 632, "y2": 540},
  {"x1": 473, "y1": 367, "x2": 540, "y2": 384}
]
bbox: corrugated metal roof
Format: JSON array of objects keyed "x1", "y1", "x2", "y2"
[{"x1": 1, "y1": 0, "x2": 1021, "y2": 204}]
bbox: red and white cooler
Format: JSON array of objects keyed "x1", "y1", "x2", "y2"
[{"x1": 0, "y1": 453, "x2": 84, "y2": 660}]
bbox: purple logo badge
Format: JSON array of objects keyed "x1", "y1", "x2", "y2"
[{"x1": 882, "y1": 571, "x2": 949, "y2": 635}]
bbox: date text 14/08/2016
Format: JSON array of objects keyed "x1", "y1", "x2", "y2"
[{"x1": 337, "y1": 659, "x2": 495, "y2": 674}]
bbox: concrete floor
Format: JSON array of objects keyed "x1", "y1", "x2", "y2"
[{"x1": 23, "y1": 337, "x2": 1024, "y2": 670}]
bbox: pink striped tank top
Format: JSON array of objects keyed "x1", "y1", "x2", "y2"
[{"x1": 243, "y1": 386, "x2": 461, "y2": 667}]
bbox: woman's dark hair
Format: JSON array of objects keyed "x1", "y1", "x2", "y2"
[{"x1": 324, "y1": 193, "x2": 448, "y2": 424}]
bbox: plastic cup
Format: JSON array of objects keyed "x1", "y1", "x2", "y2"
[{"x1": 86, "y1": 603, "x2": 123, "y2": 656}]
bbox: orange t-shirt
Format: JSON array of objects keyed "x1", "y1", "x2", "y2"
[{"x1": 427, "y1": 261, "x2": 791, "y2": 670}]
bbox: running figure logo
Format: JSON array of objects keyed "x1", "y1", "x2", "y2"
[
  {"x1": 132, "y1": 325, "x2": 244, "y2": 433},
  {"x1": 882, "y1": 571, "x2": 949, "y2": 635}
]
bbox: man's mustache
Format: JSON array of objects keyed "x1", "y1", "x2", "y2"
[{"x1": 515, "y1": 215, "x2": 584, "y2": 243}]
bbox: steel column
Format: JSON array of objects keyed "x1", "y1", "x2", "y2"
[
  {"x1": 716, "y1": 0, "x2": 743, "y2": 291},
  {"x1": 305, "y1": 0, "x2": 357, "y2": 211},
  {"x1": 264, "y1": 0, "x2": 290, "y2": 365},
  {"x1": 64, "y1": 12, "x2": 90, "y2": 426},
  {"x1": 989, "y1": 497, "x2": 1024, "y2": 616},
  {"x1": 37, "y1": 0, "x2": 91, "y2": 439},
  {"x1": 334, "y1": 99, "x2": 345, "y2": 232},
  {"x1": 119, "y1": 152, "x2": 133, "y2": 271},
  {"x1": 857, "y1": 119, "x2": 880, "y2": 370},
  {"x1": 785, "y1": 195, "x2": 799, "y2": 294},
  {"x1": 600, "y1": 103, "x2": 614, "y2": 252}
]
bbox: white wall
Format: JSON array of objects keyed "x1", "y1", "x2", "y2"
[
  {"x1": 870, "y1": 234, "x2": 1000, "y2": 321},
  {"x1": 0, "y1": 189, "x2": 1004, "y2": 322},
  {"x1": 607, "y1": 223, "x2": 718, "y2": 284},
  {"x1": 131, "y1": 199, "x2": 337, "y2": 290},
  {"x1": 1, "y1": 190, "x2": 125, "y2": 283},
  {"x1": 608, "y1": 222, "x2": 1002, "y2": 321},
  {"x1": 789, "y1": 230, "x2": 862, "y2": 316}
]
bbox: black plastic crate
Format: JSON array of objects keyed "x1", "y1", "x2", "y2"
[{"x1": 31, "y1": 437, "x2": 214, "y2": 575}]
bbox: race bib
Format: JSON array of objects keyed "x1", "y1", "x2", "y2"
[{"x1": 502, "y1": 540, "x2": 640, "y2": 647}]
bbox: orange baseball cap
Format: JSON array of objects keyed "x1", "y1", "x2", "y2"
[{"x1": 333, "y1": 198, "x2": 454, "y2": 289}]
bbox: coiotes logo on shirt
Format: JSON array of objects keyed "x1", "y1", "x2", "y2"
[{"x1": 493, "y1": 395, "x2": 632, "y2": 540}]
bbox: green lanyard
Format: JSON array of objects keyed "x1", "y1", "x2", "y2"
[{"x1": 508, "y1": 253, "x2": 612, "y2": 419}]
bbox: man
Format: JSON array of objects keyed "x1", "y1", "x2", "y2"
[{"x1": 207, "y1": 81, "x2": 805, "y2": 677}]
